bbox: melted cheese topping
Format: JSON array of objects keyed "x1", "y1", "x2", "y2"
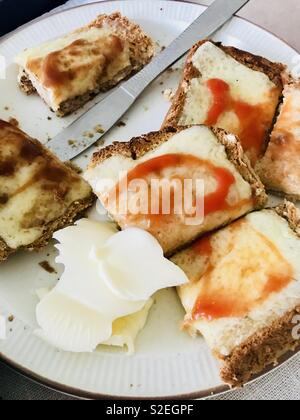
[
  {"x1": 0, "y1": 121, "x2": 91, "y2": 249},
  {"x1": 15, "y1": 27, "x2": 131, "y2": 110},
  {"x1": 258, "y1": 83, "x2": 300, "y2": 196},
  {"x1": 179, "y1": 42, "x2": 281, "y2": 163},
  {"x1": 173, "y1": 209, "x2": 300, "y2": 356},
  {"x1": 85, "y1": 126, "x2": 254, "y2": 255}
]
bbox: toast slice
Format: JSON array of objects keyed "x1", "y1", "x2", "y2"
[
  {"x1": 163, "y1": 40, "x2": 285, "y2": 165},
  {"x1": 256, "y1": 79, "x2": 300, "y2": 200},
  {"x1": 15, "y1": 12, "x2": 154, "y2": 117},
  {"x1": 171, "y1": 201, "x2": 300, "y2": 387},
  {"x1": 0, "y1": 120, "x2": 95, "y2": 261},
  {"x1": 85, "y1": 125, "x2": 267, "y2": 256}
]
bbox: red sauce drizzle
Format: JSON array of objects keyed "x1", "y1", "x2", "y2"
[
  {"x1": 205, "y1": 79, "x2": 231, "y2": 126},
  {"x1": 191, "y1": 222, "x2": 294, "y2": 321},
  {"x1": 192, "y1": 235, "x2": 213, "y2": 256},
  {"x1": 113, "y1": 154, "x2": 242, "y2": 221},
  {"x1": 204, "y1": 78, "x2": 275, "y2": 163}
]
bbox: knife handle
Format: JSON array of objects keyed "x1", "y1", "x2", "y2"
[{"x1": 123, "y1": 0, "x2": 248, "y2": 97}]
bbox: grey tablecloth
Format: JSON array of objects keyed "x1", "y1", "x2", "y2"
[{"x1": 0, "y1": 0, "x2": 299, "y2": 400}]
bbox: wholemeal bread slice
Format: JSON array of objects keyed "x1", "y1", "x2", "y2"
[
  {"x1": 171, "y1": 201, "x2": 300, "y2": 387},
  {"x1": 0, "y1": 120, "x2": 95, "y2": 262},
  {"x1": 85, "y1": 125, "x2": 267, "y2": 256},
  {"x1": 256, "y1": 79, "x2": 300, "y2": 201},
  {"x1": 15, "y1": 12, "x2": 154, "y2": 117},
  {"x1": 163, "y1": 40, "x2": 285, "y2": 165}
]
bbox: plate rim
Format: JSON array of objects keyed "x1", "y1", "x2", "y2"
[
  {"x1": 0, "y1": 0, "x2": 299, "y2": 400},
  {"x1": 2, "y1": 345, "x2": 299, "y2": 400}
]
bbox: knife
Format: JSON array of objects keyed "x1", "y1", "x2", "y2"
[{"x1": 47, "y1": 0, "x2": 249, "y2": 161}]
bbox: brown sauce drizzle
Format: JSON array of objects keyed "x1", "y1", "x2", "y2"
[{"x1": 0, "y1": 125, "x2": 78, "y2": 207}]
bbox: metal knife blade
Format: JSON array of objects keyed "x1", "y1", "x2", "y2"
[{"x1": 47, "y1": 0, "x2": 249, "y2": 161}]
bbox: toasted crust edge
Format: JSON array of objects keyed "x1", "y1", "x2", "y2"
[
  {"x1": 19, "y1": 12, "x2": 154, "y2": 117},
  {"x1": 218, "y1": 201, "x2": 300, "y2": 387},
  {"x1": 274, "y1": 200, "x2": 300, "y2": 237},
  {"x1": 89, "y1": 125, "x2": 267, "y2": 210},
  {"x1": 163, "y1": 40, "x2": 285, "y2": 128},
  {"x1": 91, "y1": 12, "x2": 154, "y2": 68},
  {"x1": 219, "y1": 305, "x2": 300, "y2": 388}
]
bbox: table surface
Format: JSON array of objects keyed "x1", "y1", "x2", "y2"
[
  {"x1": 201, "y1": 0, "x2": 300, "y2": 51},
  {"x1": 0, "y1": 0, "x2": 299, "y2": 401}
]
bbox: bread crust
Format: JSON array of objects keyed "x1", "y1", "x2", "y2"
[
  {"x1": 90, "y1": 12, "x2": 154, "y2": 68},
  {"x1": 163, "y1": 40, "x2": 285, "y2": 136},
  {"x1": 89, "y1": 125, "x2": 267, "y2": 210},
  {"x1": 219, "y1": 305, "x2": 300, "y2": 387},
  {"x1": 274, "y1": 200, "x2": 300, "y2": 236}
]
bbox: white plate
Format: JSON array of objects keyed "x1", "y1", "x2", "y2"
[{"x1": 0, "y1": 0, "x2": 299, "y2": 399}]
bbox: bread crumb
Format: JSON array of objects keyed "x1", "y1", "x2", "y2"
[
  {"x1": 8, "y1": 117, "x2": 19, "y2": 127},
  {"x1": 94, "y1": 125, "x2": 105, "y2": 134},
  {"x1": 39, "y1": 261, "x2": 56, "y2": 274},
  {"x1": 83, "y1": 131, "x2": 95, "y2": 139},
  {"x1": 8, "y1": 315, "x2": 14, "y2": 322},
  {"x1": 95, "y1": 139, "x2": 105, "y2": 148},
  {"x1": 163, "y1": 89, "x2": 175, "y2": 102},
  {"x1": 117, "y1": 121, "x2": 126, "y2": 127}
]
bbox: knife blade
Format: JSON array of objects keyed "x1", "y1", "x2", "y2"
[{"x1": 47, "y1": 0, "x2": 249, "y2": 161}]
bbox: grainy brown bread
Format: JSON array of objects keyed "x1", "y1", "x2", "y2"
[
  {"x1": 163, "y1": 40, "x2": 285, "y2": 129},
  {"x1": 275, "y1": 200, "x2": 300, "y2": 236},
  {"x1": 0, "y1": 120, "x2": 95, "y2": 262},
  {"x1": 219, "y1": 305, "x2": 300, "y2": 387},
  {"x1": 19, "y1": 12, "x2": 154, "y2": 117}
]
